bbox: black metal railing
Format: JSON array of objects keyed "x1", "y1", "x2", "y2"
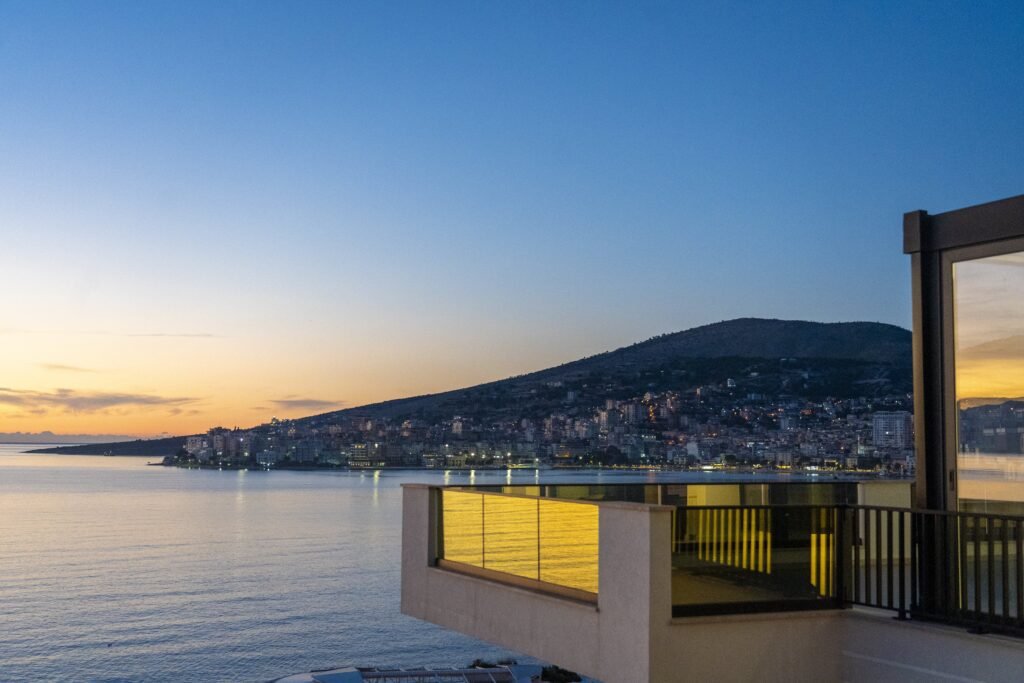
[
  {"x1": 671, "y1": 504, "x2": 1024, "y2": 635},
  {"x1": 846, "y1": 506, "x2": 913, "y2": 617},
  {"x1": 922, "y1": 511, "x2": 1024, "y2": 634}
]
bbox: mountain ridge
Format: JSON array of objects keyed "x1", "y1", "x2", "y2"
[
  {"x1": 303, "y1": 317, "x2": 910, "y2": 422},
  {"x1": 31, "y1": 317, "x2": 911, "y2": 455}
]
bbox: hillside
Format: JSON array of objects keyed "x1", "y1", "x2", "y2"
[
  {"x1": 301, "y1": 318, "x2": 911, "y2": 423},
  {"x1": 32, "y1": 318, "x2": 912, "y2": 455}
]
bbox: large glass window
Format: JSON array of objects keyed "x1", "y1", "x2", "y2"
[{"x1": 954, "y1": 250, "x2": 1024, "y2": 513}]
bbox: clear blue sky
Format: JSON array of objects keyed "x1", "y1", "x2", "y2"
[{"x1": 1, "y1": 1, "x2": 1023, "y2": 433}]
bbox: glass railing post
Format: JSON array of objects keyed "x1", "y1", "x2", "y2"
[{"x1": 433, "y1": 487, "x2": 443, "y2": 566}]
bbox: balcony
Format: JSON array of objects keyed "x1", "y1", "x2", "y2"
[
  {"x1": 397, "y1": 196, "x2": 1024, "y2": 681},
  {"x1": 403, "y1": 481, "x2": 1024, "y2": 682}
]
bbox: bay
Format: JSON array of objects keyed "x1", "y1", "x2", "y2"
[{"x1": 0, "y1": 445, "x2": 793, "y2": 682}]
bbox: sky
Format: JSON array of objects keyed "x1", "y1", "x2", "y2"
[
  {"x1": 1, "y1": 1, "x2": 1022, "y2": 437},
  {"x1": 954, "y1": 252, "x2": 1024, "y2": 400}
]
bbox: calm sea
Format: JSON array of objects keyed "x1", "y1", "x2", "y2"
[{"x1": 0, "y1": 445, "x2": 791, "y2": 682}]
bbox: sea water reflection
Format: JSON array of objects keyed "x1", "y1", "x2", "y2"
[{"x1": 0, "y1": 447, "x2": 842, "y2": 682}]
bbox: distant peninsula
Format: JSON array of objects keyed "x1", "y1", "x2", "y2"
[
  {"x1": 30, "y1": 436, "x2": 190, "y2": 456},
  {"x1": 4, "y1": 431, "x2": 137, "y2": 445}
]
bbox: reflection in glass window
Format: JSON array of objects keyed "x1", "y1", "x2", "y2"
[{"x1": 954, "y1": 250, "x2": 1024, "y2": 513}]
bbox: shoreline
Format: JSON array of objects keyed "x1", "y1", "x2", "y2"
[{"x1": 4, "y1": 447, "x2": 911, "y2": 480}]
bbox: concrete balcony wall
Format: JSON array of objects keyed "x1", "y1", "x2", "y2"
[
  {"x1": 595, "y1": 500, "x2": 672, "y2": 683},
  {"x1": 652, "y1": 612, "x2": 843, "y2": 682},
  {"x1": 652, "y1": 609, "x2": 1024, "y2": 682},
  {"x1": 402, "y1": 485, "x2": 1024, "y2": 683},
  {"x1": 401, "y1": 484, "x2": 674, "y2": 682},
  {"x1": 401, "y1": 484, "x2": 602, "y2": 671}
]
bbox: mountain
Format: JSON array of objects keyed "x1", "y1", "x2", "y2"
[
  {"x1": 957, "y1": 335, "x2": 1024, "y2": 360},
  {"x1": 301, "y1": 317, "x2": 911, "y2": 423},
  {"x1": 31, "y1": 318, "x2": 912, "y2": 455},
  {"x1": 602, "y1": 318, "x2": 909, "y2": 365},
  {"x1": 959, "y1": 397, "x2": 1024, "y2": 409}
]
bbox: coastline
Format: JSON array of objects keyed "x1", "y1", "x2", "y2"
[{"x1": 26, "y1": 435, "x2": 191, "y2": 457}]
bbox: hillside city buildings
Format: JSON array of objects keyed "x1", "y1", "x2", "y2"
[{"x1": 174, "y1": 390, "x2": 915, "y2": 475}]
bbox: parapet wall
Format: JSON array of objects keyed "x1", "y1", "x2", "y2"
[{"x1": 402, "y1": 485, "x2": 1024, "y2": 683}]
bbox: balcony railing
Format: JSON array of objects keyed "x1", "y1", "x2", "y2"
[
  {"x1": 426, "y1": 483, "x2": 1024, "y2": 636},
  {"x1": 674, "y1": 503, "x2": 1024, "y2": 634},
  {"x1": 672, "y1": 505, "x2": 843, "y2": 615},
  {"x1": 909, "y1": 509, "x2": 1024, "y2": 633},
  {"x1": 437, "y1": 489, "x2": 599, "y2": 600}
]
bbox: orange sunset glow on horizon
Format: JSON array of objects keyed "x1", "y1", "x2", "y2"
[
  {"x1": 0, "y1": 322, "x2": 609, "y2": 438},
  {"x1": 954, "y1": 251, "x2": 1024, "y2": 403}
]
